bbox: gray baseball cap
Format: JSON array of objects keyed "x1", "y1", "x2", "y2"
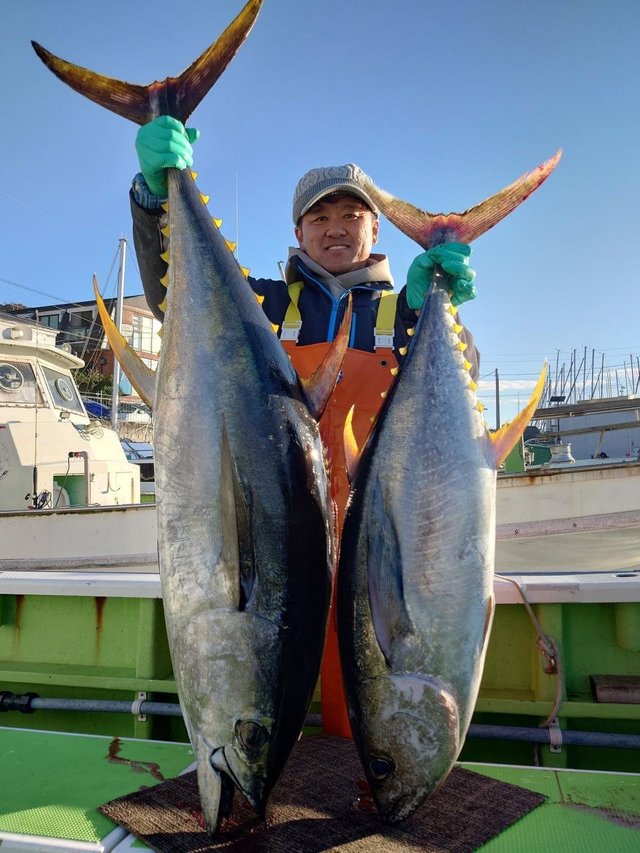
[{"x1": 292, "y1": 163, "x2": 378, "y2": 224}]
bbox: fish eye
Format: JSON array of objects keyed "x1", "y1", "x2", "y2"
[
  {"x1": 369, "y1": 756, "x2": 395, "y2": 781},
  {"x1": 235, "y1": 719, "x2": 269, "y2": 758}
]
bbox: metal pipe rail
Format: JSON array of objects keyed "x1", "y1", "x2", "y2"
[{"x1": 1, "y1": 692, "x2": 639, "y2": 750}]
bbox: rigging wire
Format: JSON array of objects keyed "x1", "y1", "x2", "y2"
[{"x1": 0, "y1": 189, "x2": 113, "y2": 248}]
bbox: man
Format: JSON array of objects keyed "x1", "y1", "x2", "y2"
[{"x1": 130, "y1": 116, "x2": 478, "y2": 737}]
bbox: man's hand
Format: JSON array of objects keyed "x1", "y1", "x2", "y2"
[
  {"x1": 406, "y1": 242, "x2": 476, "y2": 309},
  {"x1": 135, "y1": 116, "x2": 200, "y2": 198}
]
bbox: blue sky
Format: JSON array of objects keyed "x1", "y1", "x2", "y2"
[{"x1": 2, "y1": 0, "x2": 639, "y2": 423}]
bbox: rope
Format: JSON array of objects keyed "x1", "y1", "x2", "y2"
[{"x1": 495, "y1": 573, "x2": 565, "y2": 727}]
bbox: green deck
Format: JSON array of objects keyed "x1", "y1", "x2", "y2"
[{"x1": 1, "y1": 727, "x2": 638, "y2": 851}]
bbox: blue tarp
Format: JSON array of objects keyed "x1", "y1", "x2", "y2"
[{"x1": 84, "y1": 400, "x2": 111, "y2": 418}]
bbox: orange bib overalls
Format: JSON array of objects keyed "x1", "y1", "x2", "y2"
[{"x1": 280, "y1": 283, "x2": 399, "y2": 737}]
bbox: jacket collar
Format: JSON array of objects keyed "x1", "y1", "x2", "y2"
[{"x1": 284, "y1": 249, "x2": 394, "y2": 298}]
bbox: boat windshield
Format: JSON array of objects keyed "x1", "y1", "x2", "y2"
[
  {"x1": 41, "y1": 366, "x2": 84, "y2": 414},
  {"x1": 0, "y1": 360, "x2": 45, "y2": 406}
]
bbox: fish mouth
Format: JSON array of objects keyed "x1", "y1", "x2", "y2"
[
  {"x1": 378, "y1": 792, "x2": 417, "y2": 824},
  {"x1": 211, "y1": 745, "x2": 268, "y2": 817}
]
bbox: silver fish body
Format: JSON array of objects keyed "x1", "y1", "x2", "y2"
[
  {"x1": 31, "y1": 0, "x2": 334, "y2": 831},
  {"x1": 337, "y1": 279, "x2": 495, "y2": 823},
  {"x1": 156, "y1": 169, "x2": 333, "y2": 828}
]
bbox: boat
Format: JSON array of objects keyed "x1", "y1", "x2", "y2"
[
  {"x1": 120, "y1": 437, "x2": 155, "y2": 501},
  {"x1": 0, "y1": 312, "x2": 141, "y2": 510}
]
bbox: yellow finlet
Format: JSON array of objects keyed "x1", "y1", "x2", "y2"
[
  {"x1": 161, "y1": 202, "x2": 169, "y2": 212},
  {"x1": 160, "y1": 250, "x2": 170, "y2": 263},
  {"x1": 447, "y1": 304, "x2": 457, "y2": 315},
  {"x1": 456, "y1": 341, "x2": 468, "y2": 352},
  {"x1": 159, "y1": 274, "x2": 168, "y2": 288},
  {"x1": 200, "y1": 193, "x2": 210, "y2": 204},
  {"x1": 453, "y1": 323, "x2": 463, "y2": 334},
  {"x1": 469, "y1": 380, "x2": 478, "y2": 391},
  {"x1": 463, "y1": 359, "x2": 472, "y2": 371},
  {"x1": 255, "y1": 294, "x2": 265, "y2": 305},
  {"x1": 488, "y1": 363, "x2": 548, "y2": 468},
  {"x1": 476, "y1": 401, "x2": 485, "y2": 412},
  {"x1": 390, "y1": 366, "x2": 399, "y2": 376},
  {"x1": 212, "y1": 217, "x2": 223, "y2": 228},
  {"x1": 407, "y1": 327, "x2": 415, "y2": 337},
  {"x1": 240, "y1": 266, "x2": 250, "y2": 278},
  {"x1": 343, "y1": 405, "x2": 360, "y2": 483},
  {"x1": 271, "y1": 323, "x2": 280, "y2": 334},
  {"x1": 225, "y1": 240, "x2": 237, "y2": 253},
  {"x1": 398, "y1": 345, "x2": 408, "y2": 356},
  {"x1": 161, "y1": 225, "x2": 170, "y2": 237},
  {"x1": 380, "y1": 390, "x2": 388, "y2": 399},
  {"x1": 190, "y1": 171, "x2": 198, "y2": 180},
  {"x1": 158, "y1": 298, "x2": 167, "y2": 312}
]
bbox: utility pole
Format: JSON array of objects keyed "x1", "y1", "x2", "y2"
[{"x1": 495, "y1": 368, "x2": 501, "y2": 429}]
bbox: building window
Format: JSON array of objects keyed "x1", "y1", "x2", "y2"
[
  {"x1": 130, "y1": 314, "x2": 161, "y2": 354},
  {"x1": 39, "y1": 314, "x2": 60, "y2": 329}
]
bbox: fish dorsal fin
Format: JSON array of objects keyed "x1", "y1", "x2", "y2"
[
  {"x1": 367, "y1": 476, "x2": 413, "y2": 668},
  {"x1": 93, "y1": 276, "x2": 156, "y2": 408},
  {"x1": 219, "y1": 420, "x2": 255, "y2": 611},
  {"x1": 300, "y1": 294, "x2": 353, "y2": 420},
  {"x1": 488, "y1": 363, "x2": 548, "y2": 468}
]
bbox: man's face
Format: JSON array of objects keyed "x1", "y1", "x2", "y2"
[{"x1": 295, "y1": 194, "x2": 379, "y2": 274}]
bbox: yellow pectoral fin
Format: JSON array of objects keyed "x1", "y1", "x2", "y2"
[
  {"x1": 488, "y1": 363, "x2": 547, "y2": 468},
  {"x1": 343, "y1": 405, "x2": 360, "y2": 484},
  {"x1": 93, "y1": 276, "x2": 157, "y2": 409},
  {"x1": 299, "y1": 294, "x2": 352, "y2": 420}
]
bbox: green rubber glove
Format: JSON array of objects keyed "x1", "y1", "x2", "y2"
[
  {"x1": 406, "y1": 242, "x2": 476, "y2": 309},
  {"x1": 135, "y1": 116, "x2": 200, "y2": 198}
]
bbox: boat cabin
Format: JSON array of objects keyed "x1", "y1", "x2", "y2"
[{"x1": 0, "y1": 313, "x2": 140, "y2": 510}]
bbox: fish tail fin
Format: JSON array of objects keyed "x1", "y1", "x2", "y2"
[
  {"x1": 300, "y1": 294, "x2": 353, "y2": 419},
  {"x1": 487, "y1": 363, "x2": 548, "y2": 468},
  {"x1": 364, "y1": 151, "x2": 562, "y2": 249},
  {"x1": 93, "y1": 276, "x2": 156, "y2": 408},
  {"x1": 32, "y1": 0, "x2": 263, "y2": 124}
]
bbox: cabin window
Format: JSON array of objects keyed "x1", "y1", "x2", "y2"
[
  {"x1": 41, "y1": 366, "x2": 84, "y2": 413},
  {"x1": 0, "y1": 361, "x2": 44, "y2": 406}
]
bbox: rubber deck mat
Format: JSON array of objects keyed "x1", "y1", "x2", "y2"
[{"x1": 100, "y1": 735, "x2": 545, "y2": 852}]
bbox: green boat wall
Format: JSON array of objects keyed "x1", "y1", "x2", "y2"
[{"x1": 0, "y1": 582, "x2": 638, "y2": 772}]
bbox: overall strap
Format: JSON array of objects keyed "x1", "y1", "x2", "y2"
[
  {"x1": 280, "y1": 281, "x2": 304, "y2": 342},
  {"x1": 374, "y1": 291, "x2": 398, "y2": 350},
  {"x1": 282, "y1": 282, "x2": 398, "y2": 349}
]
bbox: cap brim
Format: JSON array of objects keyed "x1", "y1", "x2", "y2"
[{"x1": 299, "y1": 185, "x2": 379, "y2": 220}]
